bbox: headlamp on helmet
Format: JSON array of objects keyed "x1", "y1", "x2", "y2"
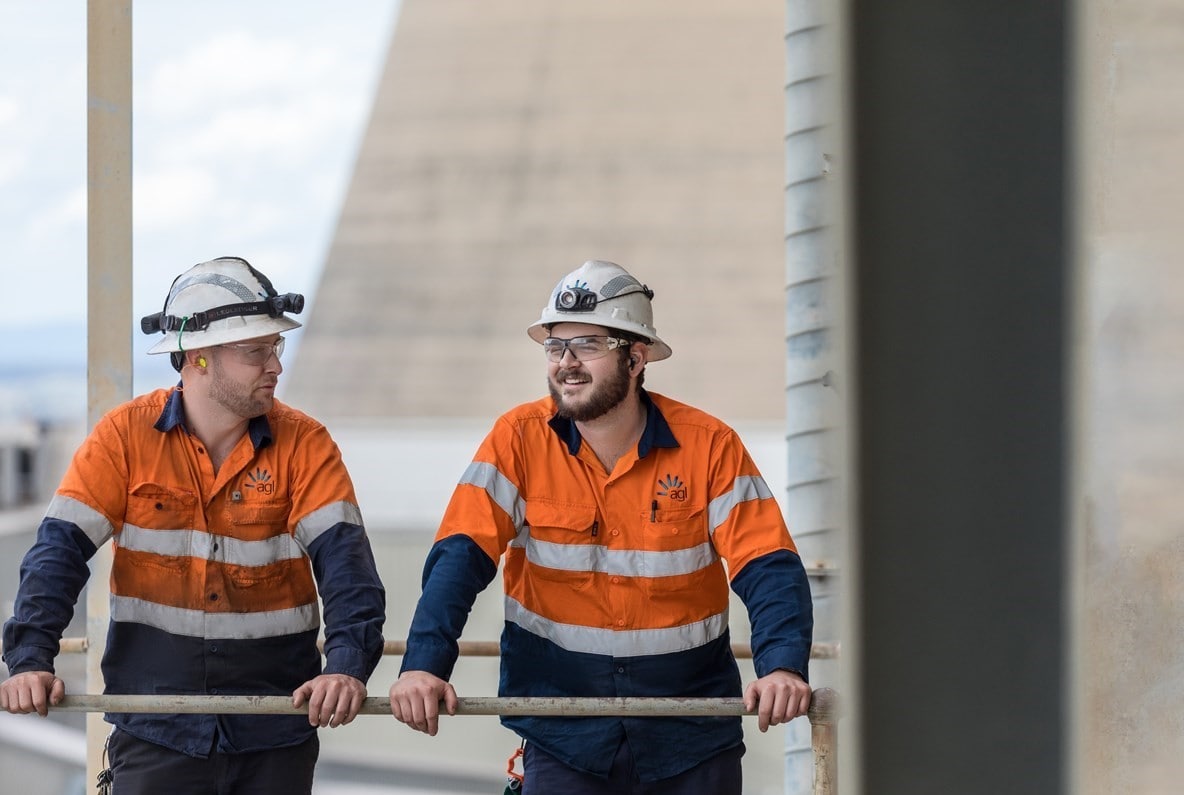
[
  {"x1": 141, "y1": 256, "x2": 304, "y2": 370},
  {"x1": 141, "y1": 291, "x2": 304, "y2": 335},
  {"x1": 527, "y1": 260, "x2": 672, "y2": 361}
]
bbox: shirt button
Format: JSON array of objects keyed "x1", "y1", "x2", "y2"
[
  {"x1": 209, "y1": 593, "x2": 219, "y2": 602},
  {"x1": 210, "y1": 645, "x2": 218, "y2": 653},
  {"x1": 616, "y1": 619, "x2": 625, "y2": 627},
  {"x1": 611, "y1": 529, "x2": 620, "y2": 537},
  {"x1": 616, "y1": 667, "x2": 625, "y2": 674},
  {"x1": 611, "y1": 576, "x2": 620, "y2": 584},
  {"x1": 210, "y1": 688, "x2": 219, "y2": 695}
]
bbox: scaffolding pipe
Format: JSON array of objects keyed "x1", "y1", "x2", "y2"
[
  {"x1": 43, "y1": 690, "x2": 838, "y2": 795},
  {"x1": 85, "y1": 2, "x2": 132, "y2": 794},
  {"x1": 53, "y1": 690, "x2": 836, "y2": 719},
  {"x1": 39, "y1": 638, "x2": 842, "y2": 659}
]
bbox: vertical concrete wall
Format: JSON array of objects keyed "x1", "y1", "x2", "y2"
[{"x1": 285, "y1": 0, "x2": 791, "y2": 426}]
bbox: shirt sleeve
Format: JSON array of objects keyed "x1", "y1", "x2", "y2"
[
  {"x1": 1, "y1": 412, "x2": 127, "y2": 674},
  {"x1": 306, "y1": 523, "x2": 386, "y2": 681},
  {"x1": 1, "y1": 519, "x2": 97, "y2": 674},
  {"x1": 399, "y1": 534, "x2": 498, "y2": 680},
  {"x1": 706, "y1": 428, "x2": 814, "y2": 679},
  {"x1": 731, "y1": 549, "x2": 814, "y2": 680},
  {"x1": 289, "y1": 421, "x2": 386, "y2": 681}
]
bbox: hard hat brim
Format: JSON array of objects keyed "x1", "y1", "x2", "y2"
[{"x1": 146, "y1": 315, "x2": 302, "y2": 354}]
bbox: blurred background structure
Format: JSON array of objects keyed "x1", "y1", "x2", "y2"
[{"x1": 3, "y1": 0, "x2": 1184, "y2": 793}]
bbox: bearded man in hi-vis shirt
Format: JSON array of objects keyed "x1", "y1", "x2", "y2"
[{"x1": 389, "y1": 260, "x2": 812, "y2": 795}]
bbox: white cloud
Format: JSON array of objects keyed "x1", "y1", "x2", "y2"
[
  {"x1": 145, "y1": 30, "x2": 340, "y2": 115},
  {"x1": 0, "y1": 96, "x2": 17, "y2": 127},
  {"x1": 0, "y1": 2, "x2": 397, "y2": 335},
  {"x1": 133, "y1": 167, "x2": 220, "y2": 230},
  {"x1": 26, "y1": 185, "x2": 87, "y2": 241}
]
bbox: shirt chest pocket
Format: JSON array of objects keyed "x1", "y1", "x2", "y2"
[
  {"x1": 522, "y1": 500, "x2": 599, "y2": 585},
  {"x1": 225, "y1": 502, "x2": 291, "y2": 542},
  {"x1": 121, "y1": 485, "x2": 200, "y2": 573},
  {"x1": 640, "y1": 504, "x2": 718, "y2": 592},
  {"x1": 126, "y1": 484, "x2": 198, "y2": 531},
  {"x1": 224, "y1": 502, "x2": 298, "y2": 586}
]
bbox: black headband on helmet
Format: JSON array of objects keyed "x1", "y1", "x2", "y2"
[
  {"x1": 140, "y1": 256, "x2": 303, "y2": 336},
  {"x1": 554, "y1": 284, "x2": 654, "y2": 313},
  {"x1": 140, "y1": 293, "x2": 304, "y2": 335}
]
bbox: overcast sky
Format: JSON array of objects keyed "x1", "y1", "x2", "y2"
[{"x1": 0, "y1": 2, "x2": 400, "y2": 399}]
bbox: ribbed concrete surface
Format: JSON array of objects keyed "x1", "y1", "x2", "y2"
[{"x1": 284, "y1": 0, "x2": 788, "y2": 423}]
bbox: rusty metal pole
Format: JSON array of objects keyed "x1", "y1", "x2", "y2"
[
  {"x1": 808, "y1": 688, "x2": 838, "y2": 795},
  {"x1": 86, "y1": 1, "x2": 132, "y2": 793}
]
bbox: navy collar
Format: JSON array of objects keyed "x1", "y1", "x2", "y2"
[
  {"x1": 154, "y1": 385, "x2": 274, "y2": 451},
  {"x1": 548, "y1": 389, "x2": 679, "y2": 458}
]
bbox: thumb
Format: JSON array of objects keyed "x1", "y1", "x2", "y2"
[
  {"x1": 291, "y1": 682, "x2": 311, "y2": 706},
  {"x1": 50, "y1": 676, "x2": 66, "y2": 705}
]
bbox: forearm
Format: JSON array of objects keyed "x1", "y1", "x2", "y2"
[
  {"x1": 400, "y1": 535, "x2": 497, "y2": 679},
  {"x1": 732, "y1": 549, "x2": 814, "y2": 679},
  {"x1": 2, "y1": 520, "x2": 95, "y2": 673},
  {"x1": 309, "y1": 523, "x2": 387, "y2": 681}
]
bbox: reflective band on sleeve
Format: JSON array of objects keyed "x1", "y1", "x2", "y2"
[
  {"x1": 708, "y1": 475, "x2": 774, "y2": 535},
  {"x1": 120, "y1": 524, "x2": 304, "y2": 567},
  {"x1": 110, "y1": 595, "x2": 320, "y2": 639},
  {"x1": 294, "y1": 501, "x2": 364, "y2": 550},
  {"x1": 46, "y1": 494, "x2": 115, "y2": 547},
  {"x1": 504, "y1": 595, "x2": 728, "y2": 657},
  {"x1": 460, "y1": 462, "x2": 525, "y2": 529}
]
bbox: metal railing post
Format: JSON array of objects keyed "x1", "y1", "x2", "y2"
[{"x1": 809, "y1": 687, "x2": 838, "y2": 794}]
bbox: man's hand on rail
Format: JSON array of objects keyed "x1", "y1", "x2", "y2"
[
  {"x1": 743, "y1": 669, "x2": 812, "y2": 732},
  {"x1": 291, "y1": 673, "x2": 366, "y2": 728},
  {"x1": 388, "y1": 670, "x2": 457, "y2": 736},
  {"x1": 0, "y1": 670, "x2": 64, "y2": 717}
]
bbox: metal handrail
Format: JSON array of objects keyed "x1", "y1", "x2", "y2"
[
  {"x1": 43, "y1": 638, "x2": 841, "y2": 659},
  {"x1": 2, "y1": 638, "x2": 841, "y2": 793},
  {"x1": 54, "y1": 692, "x2": 835, "y2": 718},
  {"x1": 50, "y1": 689, "x2": 839, "y2": 795}
]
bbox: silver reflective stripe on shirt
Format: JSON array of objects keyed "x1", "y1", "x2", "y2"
[
  {"x1": 46, "y1": 494, "x2": 114, "y2": 547},
  {"x1": 295, "y1": 500, "x2": 364, "y2": 550},
  {"x1": 504, "y1": 595, "x2": 729, "y2": 657},
  {"x1": 460, "y1": 461, "x2": 525, "y2": 528},
  {"x1": 708, "y1": 475, "x2": 774, "y2": 535},
  {"x1": 517, "y1": 525, "x2": 719, "y2": 578},
  {"x1": 110, "y1": 594, "x2": 320, "y2": 639},
  {"x1": 120, "y1": 524, "x2": 304, "y2": 567}
]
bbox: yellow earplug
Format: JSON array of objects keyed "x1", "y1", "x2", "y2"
[{"x1": 197, "y1": 357, "x2": 207, "y2": 368}]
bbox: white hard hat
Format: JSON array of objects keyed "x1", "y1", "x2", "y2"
[
  {"x1": 527, "y1": 260, "x2": 672, "y2": 361},
  {"x1": 141, "y1": 256, "x2": 303, "y2": 355}
]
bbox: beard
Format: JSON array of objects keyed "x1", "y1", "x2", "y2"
[
  {"x1": 548, "y1": 353, "x2": 631, "y2": 422},
  {"x1": 208, "y1": 357, "x2": 273, "y2": 418}
]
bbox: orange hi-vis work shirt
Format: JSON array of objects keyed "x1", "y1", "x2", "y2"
[
  {"x1": 401, "y1": 389, "x2": 813, "y2": 781},
  {"x1": 2, "y1": 387, "x2": 386, "y2": 757}
]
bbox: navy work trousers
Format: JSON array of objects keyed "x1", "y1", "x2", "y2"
[
  {"x1": 106, "y1": 728, "x2": 318, "y2": 795},
  {"x1": 522, "y1": 738, "x2": 744, "y2": 795}
]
